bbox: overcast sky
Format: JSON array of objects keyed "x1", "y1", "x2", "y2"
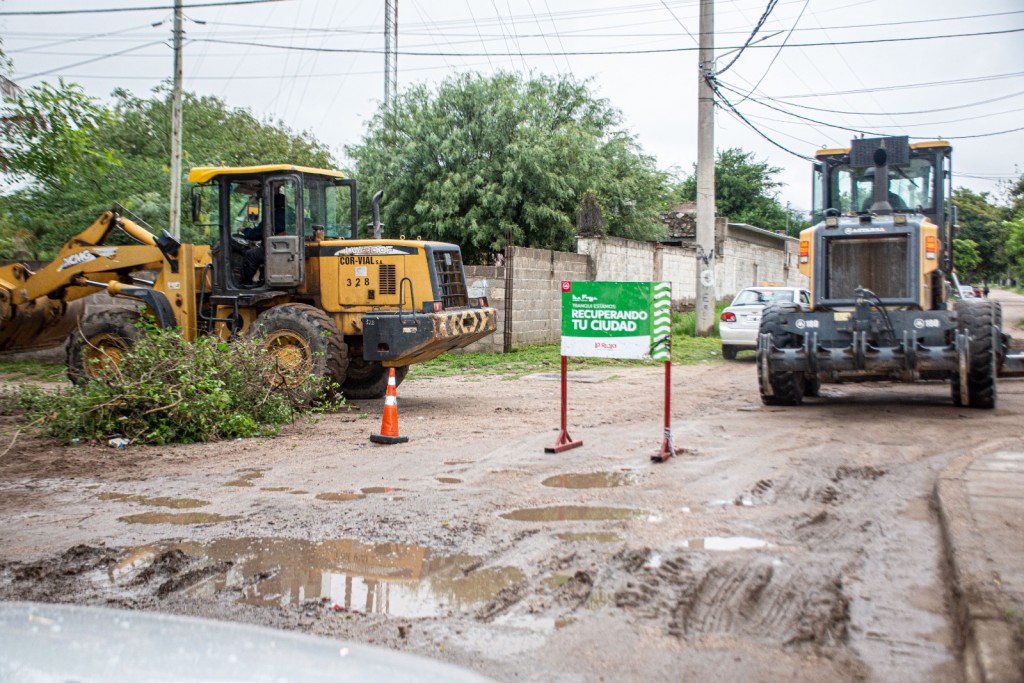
[{"x1": 3, "y1": 0, "x2": 1023, "y2": 217}]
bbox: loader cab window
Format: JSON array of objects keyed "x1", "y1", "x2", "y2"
[
  {"x1": 303, "y1": 176, "x2": 350, "y2": 238},
  {"x1": 268, "y1": 180, "x2": 298, "y2": 236}
]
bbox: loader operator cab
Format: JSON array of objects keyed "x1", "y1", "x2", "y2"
[{"x1": 188, "y1": 165, "x2": 358, "y2": 294}]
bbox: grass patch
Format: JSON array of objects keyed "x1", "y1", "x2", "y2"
[{"x1": 0, "y1": 360, "x2": 66, "y2": 382}]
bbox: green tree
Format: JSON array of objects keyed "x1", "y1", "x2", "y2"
[
  {"x1": 952, "y1": 238, "x2": 981, "y2": 276},
  {"x1": 0, "y1": 79, "x2": 115, "y2": 189},
  {"x1": 673, "y1": 148, "x2": 792, "y2": 233},
  {"x1": 0, "y1": 87, "x2": 335, "y2": 257},
  {"x1": 952, "y1": 187, "x2": 1010, "y2": 282},
  {"x1": 346, "y1": 72, "x2": 669, "y2": 263},
  {"x1": 1003, "y1": 207, "x2": 1024, "y2": 281}
]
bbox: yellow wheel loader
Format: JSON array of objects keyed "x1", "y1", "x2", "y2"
[
  {"x1": 0, "y1": 165, "x2": 496, "y2": 399},
  {"x1": 756, "y1": 137, "x2": 1024, "y2": 409}
]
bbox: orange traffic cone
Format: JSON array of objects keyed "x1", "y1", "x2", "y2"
[{"x1": 370, "y1": 368, "x2": 408, "y2": 444}]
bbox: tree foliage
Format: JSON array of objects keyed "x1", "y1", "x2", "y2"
[
  {"x1": 952, "y1": 238, "x2": 981, "y2": 276},
  {"x1": 0, "y1": 79, "x2": 115, "y2": 189},
  {"x1": 346, "y1": 72, "x2": 669, "y2": 263},
  {"x1": 0, "y1": 87, "x2": 335, "y2": 257},
  {"x1": 673, "y1": 147, "x2": 797, "y2": 234},
  {"x1": 952, "y1": 187, "x2": 1010, "y2": 282}
]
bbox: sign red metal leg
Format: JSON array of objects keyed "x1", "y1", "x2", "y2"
[
  {"x1": 546, "y1": 355, "x2": 583, "y2": 453},
  {"x1": 652, "y1": 360, "x2": 682, "y2": 462}
]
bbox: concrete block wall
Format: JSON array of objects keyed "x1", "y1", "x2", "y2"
[
  {"x1": 509, "y1": 247, "x2": 589, "y2": 346},
  {"x1": 719, "y1": 236, "x2": 802, "y2": 301},
  {"x1": 462, "y1": 246, "x2": 589, "y2": 352},
  {"x1": 463, "y1": 264, "x2": 505, "y2": 353},
  {"x1": 577, "y1": 235, "x2": 654, "y2": 283}
]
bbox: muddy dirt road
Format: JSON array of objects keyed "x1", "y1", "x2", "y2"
[{"x1": 2, "y1": 292, "x2": 1023, "y2": 682}]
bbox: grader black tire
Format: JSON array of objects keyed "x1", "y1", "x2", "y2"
[
  {"x1": 246, "y1": 304, "x2": 348, "y2": 404},
  {"x1": 341, "y1": 358, "x2": 409, "y2": 400},
  {"x1": 951, "y1": 299, "x2": 997, "y2": 409},
  {"x1": 757, "y1": 303, "x2": 804, "y2": 406},
  {"x1": 66, "y1": 309, "x2": 143, "y2": 386}
]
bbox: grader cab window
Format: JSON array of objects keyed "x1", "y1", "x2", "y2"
[{"x1": 829, "y1": 158, "x2": 936, "y2": 214}]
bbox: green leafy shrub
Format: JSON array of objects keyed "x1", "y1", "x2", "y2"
[{"x1": 16, "y1": 324, "x2": 340, "y2": 445}]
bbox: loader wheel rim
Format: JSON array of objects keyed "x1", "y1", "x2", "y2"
[
  {"x1": 262, "y1": 330, "x2": 313, "y2": 387},
  {"x1": 82, "y1": 333, "x2": 130, "y2": 379}
]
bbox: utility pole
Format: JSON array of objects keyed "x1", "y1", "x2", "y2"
[
  {"x1": 694, "y1": 0, "x2": 716, "y2": 336},
  {"x1": 168, "y1": 0, "x2": 184, "y2": 238},
  {"x1": 383, "y1": 0, "x2": 398, "y2": 108}
]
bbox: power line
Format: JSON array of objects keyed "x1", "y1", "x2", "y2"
[
  {"x1": 714, "y1": 79, "x2": 1024, "y2": 142},
  {"x1": 731, "y1": 0, "x2": 809, "y2": 104},
  {"x1": 708, "y1": 77, "x2": 811, "y2": 161},
  {"x1": 0, "y1": 0, "x2": 288, "y2": 17},
  {"x1": 716, "y1": 0, "x2": 779, "y2": 76},
  {"x1": 191, "y1": 25, "x2": 1024, "y2": 58},
  {"x1": 19, "y1": 41, "x2": 167, "y2": 80},
  {"x1": 741, "y1": 87, "x2": 1024, "y2": 117}
]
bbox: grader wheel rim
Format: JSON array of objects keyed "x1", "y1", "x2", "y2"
[
  {"x1": 262, "y1": 329, "x2": 314, "y2": 387},
  {"x1": 81, "y1": 333, "x2": 130, "y2": 379}
]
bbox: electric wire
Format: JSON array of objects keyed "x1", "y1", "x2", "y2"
[
  {"x1": 732, "y1": 0, "x2": 808, "y2": 105},
  {"x1": 189, "y1": 25, "x2": 1024, "y2": 57},
  {"x1": 716, "y1": 0, "x2": 779, "y2": 76},
  {"x1": 0, "y1": 0, "x2": 289, "y2": 16}
]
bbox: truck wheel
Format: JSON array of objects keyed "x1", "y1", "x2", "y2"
[
  {"x1": 247, "y1": 304, "x2": 348, "y2": 402},
  {"x1": 804, "y1": 376, "x2": 821, "y2": 397},
  {"x1": 952, "y1": 300, "x2": 997, "y2": 409},
  {"x1": 66, "y1": 310, "x2": 143, "y2": 386},
  {"x1": 757, "y1": 303, "x2": 804, "y2": 406},
  {"x1": 722, "y1": 344, "x2": 738, "y2": 360},
  {"x1": 341, "y1": 358, "x2": 409, "y2": 399}
]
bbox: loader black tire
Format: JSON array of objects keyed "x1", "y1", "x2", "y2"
[
  {"x1": 951, "y1": 299, "x2": 997, "y2": 409},
  {"x1": 758, "y1": 303, "x2": 804, "y2": 406},
  {"x1": 341, "y1": 357, "x2": 409, "y2": 400},
  {"x1": 67, "y1": 309, "x2": 143, "y2": 386},
  {"x1": 246, "y1": 303, "x2": 348, "y2": 404}
]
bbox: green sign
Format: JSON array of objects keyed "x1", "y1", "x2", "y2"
[{"x1": 560, "y1": 281, "x2": 671, "y2": 360}]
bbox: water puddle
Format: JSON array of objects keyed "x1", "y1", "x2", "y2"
[
  {"x1": 114, "y1": 537, "x2": 522, "y2": 617},
  {"x1": 541, "y1": 471, "x2": 636, "y2": 489},
  {"x1": 684, "y1": 536, "x2": 770, "y2": 551},
  {"x1": 500, "y1": 506, "x2": 649, "y2": 522},
  {"x1": 98, "y1": 492, "x2": 209, "y2": 509},
  {"x1": 261, "y1": 487, "x2": 291, "y2": 492},
  {"x1": 436, "y1": 478, "x2": 462, "y2": 485},
  {"x1": 556, "y1": 532, "x2": 622, "y2": 543},
  {"x1": 118, "y1": 512, "x2": 241, "y2": 525},
  {"x1": 315, "y1": 492, "x2": 366, "y2": 502},
  {"x1": 224, "y1": 470, "x2": 264, "y2": 487},
  {"x1": 444, "y1": 460, "x2": 475, "y2": 466},
  {"x1": 361, "y1": 487, "x2": 402, "y2": 495}
]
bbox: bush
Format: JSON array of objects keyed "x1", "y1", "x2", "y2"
[{"x1": 16, "y1": 324, "x2": 341, "y2": 445}]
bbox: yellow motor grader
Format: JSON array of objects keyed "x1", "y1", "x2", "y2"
[
  {"x1": 756, "y1": 137, "x2": 1023, "y2": 409},
  {"x1": 0, "y1": 165, "x2": 496, "y2": 398}
]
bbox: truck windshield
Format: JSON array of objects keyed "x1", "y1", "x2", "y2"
[
  {"x1": 304, "y1": 177, "x2": 351, "y2": 238},
  {"x1": 829, "y1": 157, "x2": 935, "y2": 214}
]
